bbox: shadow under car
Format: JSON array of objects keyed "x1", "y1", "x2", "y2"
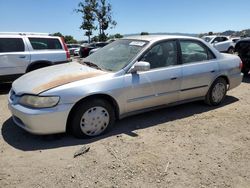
[{"x1": 1, "y1": 95, "x2": 239, "y2": 151}]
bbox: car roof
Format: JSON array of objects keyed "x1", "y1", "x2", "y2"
[
  {"x1": 203, "y1": 35, "x2": 229, "y2": 38},
  {"x1": 237, "y1": 37, "x2": 250, "y2": 42},
  {"x1": 123, "y1": 35, "x2": 199, "y2": 43},
  {"x1": 0, "y1": 34, "x2": 61, "y2": 39}
]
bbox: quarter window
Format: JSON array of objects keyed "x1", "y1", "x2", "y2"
[
  {"x1": 29, "y1": 38, "x2": 62, "y2": 50},
  {"x1": 0, "y1": 38, "x2": 25, "y2": 53},
  {"x1": 141, "y1": 41, "x2": 178, "y2": 69},
  {"x1": 180, "y1": 41, "x2": 214, "y2": 64}
]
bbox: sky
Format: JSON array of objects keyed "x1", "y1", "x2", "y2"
[{"x1": 0, "y1": 0, "x2": 250, "y2": 40}]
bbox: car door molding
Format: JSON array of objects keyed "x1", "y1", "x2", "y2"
[
  {"x1": 180, "y1": 85, "x2": 208, "y2": 92},
  {"x1": 127, "y1": 89, "x2": 180, "y2": 103}
]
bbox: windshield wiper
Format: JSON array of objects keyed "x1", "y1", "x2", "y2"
[{"x1": 83, "y1": 61, "x2": 102, "y2": 70}]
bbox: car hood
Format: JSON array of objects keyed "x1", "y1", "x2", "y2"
[{"x1": 12, "y1": 62, "x2": 107, "y2": 95}]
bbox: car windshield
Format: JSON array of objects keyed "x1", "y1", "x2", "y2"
[
  {"x1": 84, "y1": 39, "x2": 148, "y2": 72},
  {"x1": 202, "y1": 37, "x2": 213, "y2": 43}
]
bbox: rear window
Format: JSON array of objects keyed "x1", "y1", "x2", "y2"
[
  {"x1": 180, "y1": 40, "x2": 215, "y2": 64},
  {"x1": 29, "y1": 38, "x2": 62, "y2": 50},
  {"x1": 0, "y1": 38, "x2": 25, "y2": 53}
]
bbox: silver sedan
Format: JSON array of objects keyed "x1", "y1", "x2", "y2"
[{"x1": 8, "y1": 35, "x2": 243, "y2": 138}]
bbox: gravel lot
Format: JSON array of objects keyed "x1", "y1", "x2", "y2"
[{"x1": 0, "y1": 77, "x2": 250, "y2": 188}]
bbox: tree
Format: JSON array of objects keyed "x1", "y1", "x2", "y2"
[
  {"x1": 52, "y1": 33, "x2": 78, "y2": 44},
  {"x1": 76, "y1": 0, "x2": 97, "y2": 43},
  {"x1": 141, "y1": 32, "x2": 149, "y2": 35},
  {"x1": 76, "y1": 0, "x2": 116, "y2": 42},
  {"x1": 109, "y1": 33, "x2": 123, "y2": 39},
  {"x1": 94, "y1": 0, "x2": 117, "y2": 41},
  {"x1": 52, "y1": 32, "x2": 63, "y2": 37},
  {"x1": 64, "y1": 35, "x2": 78, "y2": 44},
  {"x1": 208, "y1": 31, "x2": 213, "y2": 35}
]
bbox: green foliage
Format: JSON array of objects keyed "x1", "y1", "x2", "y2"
[
  {"x1": 76, "y1": 0, "x2": 97, "y2": 43},
  {"x1": 141, "y1": 32, "x2": 149, "y2": 35},
  {"x1": 76, "y1": 0, "x2": 116, "y2": 42},
  {"x1": 52, "y1": 32, "x2": 78, "y2": 44},
  {"x1": 91, "y1": 36, "x2": 99, "y2": 42},
  {"x1": 64, "y1": 35, "x2": 78, "y2": 44},
  {"x1": 52, "y1": 32, "x2": 64, "y2": 37},
  {"x1": 109, "y1": 33, "x2": 123, "y2": 39}
]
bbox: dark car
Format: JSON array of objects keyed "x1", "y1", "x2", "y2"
[
  {"x1": 67, "y1": 44, "x2": 81, "y2": 56},
  {"x1": 235, "y1": 38, "x2": 250, "y2": 75},
  {"x1": 79, "y1": 42, "x2": 109, "y2": 58}
]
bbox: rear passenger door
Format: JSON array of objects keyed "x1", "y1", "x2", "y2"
[
  {"x1": 0, "y1": 37, "x2": 30, "y2": 76},
  {"x1": 179, "y1": 40, "x2": 219, "y2": 101}
]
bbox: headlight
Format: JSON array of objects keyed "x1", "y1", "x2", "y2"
[{"x1": 19, "y1": 95, "x2": 60, "y2": 108}]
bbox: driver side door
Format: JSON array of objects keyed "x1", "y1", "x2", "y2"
[{"x1": 124, "y1": 40, "x2": 182, "y2": 113}]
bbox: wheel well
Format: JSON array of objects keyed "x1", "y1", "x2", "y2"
[
  {"x1": 26, "y1": 61, "x2": 52, "y2": 72},
  {"x1": 66, "y1": 94, "x2": 120, "y2": 133},
  {"x1": 217, "y1": 75, "x2": 230, "y2": 88}
]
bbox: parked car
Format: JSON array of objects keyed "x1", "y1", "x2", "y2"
[
  {"x1": 89, "y1": 47, "x2": 100, "y2": 55},
  {"x1": 79, "y1": 42, "x2": 109, "y2": 58},
  {"x1": 202, "y1": 35, "x2": 235, "y2": 53},
  {"x1": 0, "y1": 32, "x2": 70, "y2": 83},
  {"x1": 74, "y1": 48, "x2": 80, "y2": 56},
  {"x1": 231, "y1": 37, "x2": 241, "y2": 43},
  {"x1": 67, "y1": 44, "x2": 81, "y2": 56},
  {"x1": 235, "y1": 38, "x2": 250, "y2": 75},
  {"x1": 8, "y1": 35, "x2": 243, "y2": 138}
]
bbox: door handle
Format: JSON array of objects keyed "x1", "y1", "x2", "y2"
[
  {"x1": 211, "y1": 70, "x2": 216, "y2": 73},
  {"x1": 171, "y1": 77, "x2": 177, "y2": 80},
  {"x1": 19, "y1": 56, "x2": 26, "y2": 59}
]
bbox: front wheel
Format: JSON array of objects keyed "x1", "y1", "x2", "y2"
[
  {"x1": 70, "y1": 99, "x2": 115, "y2": 138},
  {"x1": 205, "y1": 78, "x2": 227, "y2": 106}
]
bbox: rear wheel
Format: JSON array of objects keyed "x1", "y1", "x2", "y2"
[
  {"x1": 70, "y1": 99, "x2": 115, "y2": 138},
  {"x1": 242, "y1": 68, "x2": 249, "y2": 76},
  {"x1": 205, "y1": 78, "x2": 227, "y2": 106},
  {"x1": 227, "y1": 47, "x2": 234, "y2": 54}
]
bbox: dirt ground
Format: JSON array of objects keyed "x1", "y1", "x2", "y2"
[{"x1": 0, "y1": 77, "x2": 250, "y2": 188}]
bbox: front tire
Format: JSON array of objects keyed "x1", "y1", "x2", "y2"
[
  {"x1": 70, "y1": 99, "x2": 115, "y2": 138},
  {"x1": 205, "y1": 78, "x2": 227, "y2": 106}
]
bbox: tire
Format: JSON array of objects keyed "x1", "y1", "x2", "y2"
[
  {"x1": 205, "y1": 78, "x2": 227, "y2": 106},
  {"x1": 227, "y1": 47, "x2": 234, "y2": 54},
  {"x1": 70, "y1": 99, "x2": 115, "y2": 138},
  {"x1": 242, "y1": 68, "x2": 249, "y2": 77}
]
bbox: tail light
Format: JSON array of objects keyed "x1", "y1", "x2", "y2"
[
  {"x1": 239, "y1": 60, "x2": 243, "y2": 70},
  {"x1": 61, "y1": 37, "x2": 70, "y2": 60}
]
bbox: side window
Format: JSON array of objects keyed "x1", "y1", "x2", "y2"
[
  {"x1": 221, "y1": 37, "x2": 228, "y2": 42},
  {"x1": 29, "y1": 38, "x2": 62, "y2": 50},
  {"x1": 180, "y1": 41, "x2": 213, "y2": 64},
  {"x1": 0, "y1": 38, "x2": 25, "y2": 53},
  {"x1": 213, "y1": 37, "x2": 219, "y2": 43},
  {"x1": 141, "y1": 41, "x2": 178, "y2": 69}
]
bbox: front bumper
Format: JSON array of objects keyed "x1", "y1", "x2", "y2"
[{"x1": 8, "y1": 100, "x2": 74, "y2": 135}]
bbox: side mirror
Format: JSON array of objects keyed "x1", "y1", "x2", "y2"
[{"x1": 129, "y1": 61, "x2": 150, "y2": 73}]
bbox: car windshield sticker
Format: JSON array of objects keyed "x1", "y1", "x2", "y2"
[{"x1": 129, "y1": 41, "x2": 146, "y2": 46}]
